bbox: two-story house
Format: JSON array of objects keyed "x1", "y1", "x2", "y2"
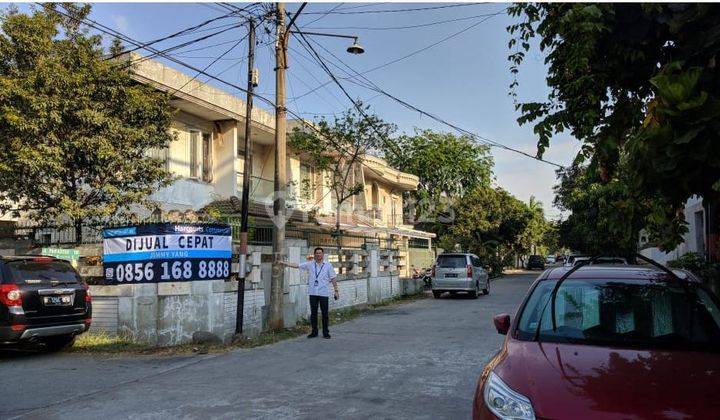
[{"x1": 128, "y1": 54, "x2": 434, "y2": 275}]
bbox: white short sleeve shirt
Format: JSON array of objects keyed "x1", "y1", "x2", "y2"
[{"x1": 299, "y1": 260, "x2": 337, "y2": 297}]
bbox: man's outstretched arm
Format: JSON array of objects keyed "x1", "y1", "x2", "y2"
[{"x1": 278, "y1": 261, "x2": 299, "y2": 269}]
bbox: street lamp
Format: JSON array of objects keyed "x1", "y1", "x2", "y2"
[
  {"x1": 346, "y1": 38, "x2": 364, "y2": 55},
  {"x1": 288, "y1": 31, "x2": 365, "y2": 55}
]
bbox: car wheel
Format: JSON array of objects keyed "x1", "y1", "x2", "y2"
[
  {"x1": 468, "y1": 282, "x2": 479, "y2": 299},
  {"x1": 42, "y1": 335, "x2": 76, "y2": 352},
  {"x1": 432, "y1": 291, "x2": 443, "y2": 299}
]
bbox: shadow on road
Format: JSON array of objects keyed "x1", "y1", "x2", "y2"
[
  {"x1": 0, "y1": 346, "x2": 47, "y2": 360},
  {"x1": 435, "y1": 292, "x2": 486, "y2": 299}
]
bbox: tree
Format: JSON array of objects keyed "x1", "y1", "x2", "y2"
[
  {"x1": 518, "y1": 196, "x2": 549, "y2": 256},
  {"x1": 444, "y1": 185, "x2": 532, "y2": 272},
  {"x1": 289, "y1": 105, "x2": 394, "y2": 233},
  {"x1": 508, "y1": 4, "x2": 720, "y2": 255},
  {"x1": 553, "y1": 163, "x2": 651, "y2": 255},
  {"x1": 0, "y1": 5, "x2": 175, "y2": 243},
  {"x1": 381, "y1": 129, "x2": 493, "y2": 236}
]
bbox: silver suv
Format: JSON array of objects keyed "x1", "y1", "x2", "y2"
[{"x1": 431, "y1": 253, "x2": 489, "y2": 299}]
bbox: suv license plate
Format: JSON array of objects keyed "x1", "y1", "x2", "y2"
[
  {"x1": 43, "y1": 295, "x2": 73, "y2": 306},
  {"x1": 445, "y1": 273, "x2": 458, "y2": 278}
]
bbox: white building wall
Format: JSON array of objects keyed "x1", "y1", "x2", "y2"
[{"x1": 640, "y1": 196, "x2": 706, "y2": 265}]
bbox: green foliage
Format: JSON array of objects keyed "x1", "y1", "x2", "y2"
[
  {"x1": 508, "y1": 4, "x2": 720, "y2": 251},
  {"x1": 380, "y1": 129, "x2": 493, "y2": 236},
  {"x1": 0, "y1": 5, "x2": 175, "y2": 240},
  {"x1": 443, "y1": 185, "x2": 534, "y2": 268},
  {"x1": 668, "y1": 252, "x2": 720, "y2": 285},
  {"x1": 554, "y1": 163, "x2": 652, "y2": 255},
  {"x1": 289, "y1": 104, "x2": 394, "y2": 232},
  {"x1": 518, "y1": 196, "x2": 549, "y2": 256}
]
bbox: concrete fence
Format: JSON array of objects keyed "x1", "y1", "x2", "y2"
[{"x1": 89, "y1": 240, "x2": 423, "y2": 346}]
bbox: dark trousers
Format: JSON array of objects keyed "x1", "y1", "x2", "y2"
[{"x1": 309, "y1": 295, "x2": 329, "y2": 335}]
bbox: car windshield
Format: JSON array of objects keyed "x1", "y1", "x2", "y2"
[
  {"x1": 437, "y1": 255, "x2": 467, "y2": 268},
  {"x1": 517, "y1": 279, "x2": 720, "y2": 351},
  {"x1": 529, "y1": 256, "x2": 543, "y2": 262},
  {"x1": 5, "y1": 260, "x2": 80, "y2": 284}
]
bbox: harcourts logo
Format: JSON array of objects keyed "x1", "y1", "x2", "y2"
[{"x1": 174, "y1": 225, "x2": 203, "y2": 234}]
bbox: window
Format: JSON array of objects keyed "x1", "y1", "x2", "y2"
[
  {"x1": 300, "y1": 164, "x2": 314, "y2": 201},
  {"x1": 189, "y1": 130, "x2": 199, "y2": 178},
  {"x1": 436, "y1": 255, "x2": 468, "y2": 268},
  {"x1": 7, "y1": 260, "x2": 79, "y2": 284},
  {"x1": 187, "y1": 130, "x2": 212, "y2": 181},
  {"x1": 516, "y1": 279, "x2": 720, "y2": 351},
  {"x1": 202, "y1": 133, "x2": 212, "y2": 182},
  {"x1": 148, "y1": 147, "x2": 169, "y2": 171}
]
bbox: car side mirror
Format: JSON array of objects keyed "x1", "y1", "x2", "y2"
[{"x1": 493, "y1": 314, "x2": 511, "y2": 335}]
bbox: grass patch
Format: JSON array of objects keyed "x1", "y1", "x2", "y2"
[
  {"x1": 69, "y1": 291, "x2": 428, "y2": 356},
  {"x1": 72, "y1": 332, "x2": 148, "y2": 353}
]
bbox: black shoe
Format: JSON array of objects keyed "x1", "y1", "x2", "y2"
[
  {"x1": 323, "y1": 334, "x2": 331, "y2": 339},
  {"x1": 307, "y1": 333, "x2": 318, "y2": 338}
]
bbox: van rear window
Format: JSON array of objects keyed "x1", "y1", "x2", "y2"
[
  {"x1": 437, "y1": 255, "x2": 467, "y2": 268},
  {"x1": 5, "y1": 260, "x2": 79, "y2": 284}
]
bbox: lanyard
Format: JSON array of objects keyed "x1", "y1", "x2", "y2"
[{"x1": 314, "y1": 262, "x2": 325, "y2": 280}]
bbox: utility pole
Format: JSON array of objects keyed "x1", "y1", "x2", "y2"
[
  {"x1": 236, "y1": 18, "x2": 256, "y2": 335},
  {"x1": 269, "y1": 2, "x2": 287, "y2": 331}
]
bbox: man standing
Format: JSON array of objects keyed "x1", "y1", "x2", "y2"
[{"x1": 280, "y1": 247, "x2": 338, "y2": 339}]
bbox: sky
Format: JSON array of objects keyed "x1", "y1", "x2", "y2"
[{"x1": 10, "y1": 2, "x2": 578, "y2": 218}]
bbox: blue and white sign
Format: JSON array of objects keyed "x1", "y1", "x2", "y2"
[{"x1": 102, "y1": 223, "x2": 232, "y2": 284}]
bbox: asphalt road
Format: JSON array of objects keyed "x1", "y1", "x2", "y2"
[{"x1": 0, "y1": 272, "x2": 538, "y2": 420}]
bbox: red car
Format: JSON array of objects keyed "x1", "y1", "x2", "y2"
[{"x1": 473, "y1": 265, "x2": 720, "y2": 419}]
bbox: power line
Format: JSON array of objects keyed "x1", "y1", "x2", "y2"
[
  {"x1": 287, "y1": 44, "x2": 383, "y2": 109},
  {"x1": 200, "y1": 3, "x2": 232, "y2": 15},
  {"x1": 289, "y1": 12, "x2": 502, "y2": 101},
  {"x1": 48, "y1": 5, "x2": 278, "y2": 110},
  {"x1": 290, "y1": 28, "x2": 405, "y2": 160},
  {"x1": 287, "y1": 45, "x2": 346, "y2": 108},
  {"x1": 292, "y1": 3, "x2": 487, "y2": 15},
  {"x1": 170, "y1": 30, "x2": 250, "y2": 96},
  {"x1": 56, "y1": 4, "x2": 392, "y2": 191},
  {"x1": 303, "y1": 10, "x2": 507, "y2": 31},
  {"x1": 168, "y1": 36, "x2": 249, "y2": 57},
  {"x1": 106, "y1": 4, "x2": 257, "y2": 60},
  {"x1": 300, "y1": 3, "x2": 344, "y2": 27},
  {"x1": 301, "y1": 34, "x2": 564, "y2": 168},
  {"x1": 358, "y1": 13, "x2": 502, "y2": 76},
  {"x1": 111, "y1": 23, "x2": 245, "y2": 65},
  {"x1": 333, "y1": 3, "x2": 390, "y2": 12}
]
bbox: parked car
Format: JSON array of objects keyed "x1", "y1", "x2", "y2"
[
  {"x1": 545, "y1": 255, "x2": 556, "y2": 265},
  {"x1": 526, "y1": 255, "x2": 545, "y2": 270},
  {"x1": 0, "y1": 256, "x2": 92, "y2": 351},
  {"x1": 431, "y1": 253, "x2": 489, "y2": 299},
  {"x1": 572, "y1": 256, "x2": 629, "y2": 267},
  {"x1": 472, "y1": 265, "x2": 720, "y2": 419},
  {"x1": 564, "y1": 254, "x2": 588, "y2": 267}
]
